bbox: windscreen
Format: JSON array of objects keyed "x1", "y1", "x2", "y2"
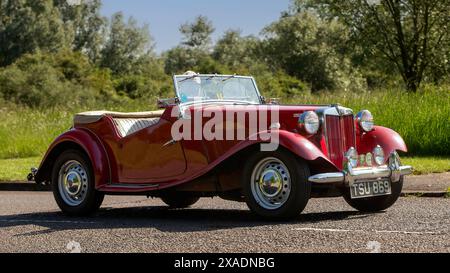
[{"x1": 175, "y1": 75, "x2": 261, "y2": 104}]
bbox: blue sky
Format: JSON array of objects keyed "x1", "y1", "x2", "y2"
[{"x1": 101, "y1": 0, "x2": 291, "y2": 52}]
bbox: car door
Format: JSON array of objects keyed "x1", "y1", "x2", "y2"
[{"x1": 117, "y1": 118, "x2": 187, "y2": 183}]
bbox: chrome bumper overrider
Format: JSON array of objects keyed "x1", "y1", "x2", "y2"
[{"x1": 309, "y1": 152, "x2": 413, "y2": 185}]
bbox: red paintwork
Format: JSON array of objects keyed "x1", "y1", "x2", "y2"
[
  {"x1": 34, "y1": 128, "x2": 110, "y2": 188},
  {"x1": 356, "y1": 125, "x2": 408, "y2": 163},
  {"x1": 36, "y1": 103, "x2": 408, "y2": 194}
]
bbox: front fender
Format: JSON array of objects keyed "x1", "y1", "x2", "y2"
[
  {"x1": 357, "y1": 126, "x2": 408, "y2": 158},
  {"x1": 222, "y1": 129, "x2": 335, "y2": 167},
  {"x1": 35, "y1": 128, "x2": 110, "y2": 188},
  {"x1": 276, "y1": 130, "x2": 331, "y2": 163}
]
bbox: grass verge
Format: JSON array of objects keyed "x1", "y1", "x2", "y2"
[
  {"x1": 402, "y1": 157, "x2": 450, "y2": 175},
  {"x1": 0, "y1": 157, "x2": 41, "y2": 182},
  {"x1": 0, "y1": 156, "x2": 448, "y2": 182},
  {"x1": 1, "y1": 87, "x2": 449, "y2": 159}
]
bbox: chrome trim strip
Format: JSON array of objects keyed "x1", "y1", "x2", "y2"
[
  {"x1": 308, "y1": 172, "x2": 344, "y2": 184},
  {"x1": 107, "y1": 183, "x2": 160, "y2": 189}
]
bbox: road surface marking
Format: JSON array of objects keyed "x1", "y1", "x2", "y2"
[
  {"x1": 292, "y1": 227, "x2": 443, "y2": 235},
  {"x1": 0, "y1": 219, "x2": 96, "y2": 224}
]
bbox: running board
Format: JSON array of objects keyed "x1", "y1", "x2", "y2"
[{"x1": 98, "y1": 183, "x2": 160, "y2": 193}]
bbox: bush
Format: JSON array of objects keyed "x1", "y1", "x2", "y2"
[{"x1": 0, "y1": 51, "x2": 116, "y2": 108}]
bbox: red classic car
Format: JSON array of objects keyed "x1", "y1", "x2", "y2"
[{"x1": 32, "y1": 73, "x2": 413, "y2": 219}]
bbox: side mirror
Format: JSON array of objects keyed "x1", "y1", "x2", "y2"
[
  {"x1": 157, "y1": 98, "x2": 179, "y2": 109},
  {"x1": 268, "y1": 98, "x2": 281, "y2": 105}
]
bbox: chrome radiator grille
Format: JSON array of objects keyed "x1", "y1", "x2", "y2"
[{"x1": 325, "y1": 114, "x2": 356, "y2": 169}]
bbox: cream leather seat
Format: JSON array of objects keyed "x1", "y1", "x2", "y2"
[
  {"x1": 112, "y1": 118, "x2": 160, "y2": 137},
  {"x1": 74, "y1": 110, "x2": 164, "y2": 137}
]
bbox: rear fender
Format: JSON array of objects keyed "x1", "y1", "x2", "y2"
[{"x1": 35, "y1": 128, "x2": 110, "y2": 188}]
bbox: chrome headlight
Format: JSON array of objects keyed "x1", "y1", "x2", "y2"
[
  {"x1": 356, "y1": 110, "x2": 374, "y2": 132},
  {"x1": 373, "y1": 145, "x2": 385, "y2": 166},
  {"x1": 345, "y1": 147, "x2": 359, "y2": 168},
  {"x1": 299, "y1": 111, "x2": 320, "y2": 135}
]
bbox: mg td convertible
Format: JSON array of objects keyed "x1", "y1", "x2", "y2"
[{"x1": 31, "y1": 73, "x2": 413, "y2": 220}]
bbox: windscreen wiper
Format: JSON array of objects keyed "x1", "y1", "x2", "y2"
[
  {"x1": 206, "y1": 74, "x2": 218, "y2": 81},
  {"x1": 222, "y1": 74, "x2": 236, "y2": 82},
  {"x1": 178, "y1": 74, "x2": 200, "y2": 83}
]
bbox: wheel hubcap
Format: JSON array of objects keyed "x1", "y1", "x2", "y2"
[
  {"x1": 259, "y1": 169, "x2": 283, "y2": 198},
  {"x1": 58, "y1": 160, "x2": 88, "y2": 206},
  {"x1": 251, "y1": 157, "x2": 291, "y2": 210}
]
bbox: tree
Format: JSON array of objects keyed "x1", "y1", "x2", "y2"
[
  {"x1": 262, "y1": 11, "x2": 365, "y2": 91},
  {"x1": 292, "y1": 0, "x2": 450, "y2": 92},
  {"x1": 164, "y1": 16, "x2": 216, "y2": 74},
  {"x1": 100, "y1": 12, "x2": 154, "y2": 75},
  {"x1": 213, "y1": 30, "x2": 258, "y2": 68},
  {"x1": 0, "y1": 0, "x2": 68, "y2": 66},
  {"x1": 53, "y1": 0, "x2": 106, "y2": 62},
  {"x1": 180, "y1": 15, "x2": 215, "y2": 50}
]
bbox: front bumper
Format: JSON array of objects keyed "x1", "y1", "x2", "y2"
[{"x1": 309, "y1": 151, "x2": 413, "y2": 185}]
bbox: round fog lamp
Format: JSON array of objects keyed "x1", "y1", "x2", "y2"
[
  {"x1": 345, "y1": 148, "x2": 358, "y2": 168},
  {"x1": 373, "y1": 146, "x2": 385, "y2": 166},
  {"x1": 365, "y1": 153, "x2": 373, "y2": 167}
]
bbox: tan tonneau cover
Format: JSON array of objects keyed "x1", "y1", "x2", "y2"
[{"x1": 74, "y1": 110, "x2": 164, "y2": 124}]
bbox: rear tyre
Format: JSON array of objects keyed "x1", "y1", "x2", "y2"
[
  {"x1": 161, "y1": 194, "x2": 200, "y2": 208},
  {"x1": 343, "y1": 177, "x2": 403, "y2": 212},
  {"x1": 242, "y1": 149, "x2": 311, "y2": 220},
  {"x1": 52, "y1": 150, "x2": 104, "y2": 216}
]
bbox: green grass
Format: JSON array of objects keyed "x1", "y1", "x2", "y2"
[
  {"x1": 0, "y1": 99, "x2": 152, "y2": 159},
  {"x1": 0, "y1": 86, "x2": 449, "y2": 160},
  {"x1": 402, "y1": 157, "x2": 450, "y2": 175},
  {"x1": 286, "y1": 85, "x2": 450, "y2": 156},
  {"x1": 0, "y1": 157, "x2": 41, "y2": 182},
  {"x1": 0, "y1": 156, "x2": 448, "y2": 182}
]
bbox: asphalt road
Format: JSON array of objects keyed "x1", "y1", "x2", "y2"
[{"x1": 0, "y1": 192, "x2": 449, "y2": 253}]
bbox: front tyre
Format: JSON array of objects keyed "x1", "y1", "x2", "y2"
[
  {"x1": 52, "y1": 150, "x2": 104, "y2": 216},
  {"x1": 242, "y1": 149, "x2": 311, "y2": 220},
  {"x1": 343, "y1": 177, "x2": 403, "y2": 212}
]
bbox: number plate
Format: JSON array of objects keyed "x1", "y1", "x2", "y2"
[{"x1": 350, "y1": 180, "x2": 392, "y2": 199}]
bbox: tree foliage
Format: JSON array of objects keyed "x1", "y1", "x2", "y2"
[
  {"x1": 0, "y1": 0, "x2": 68, "y2": 66},
  {"x1": 262, "y1": 11, "x2": 365, "y2": 91},
  {"x1": 100, "y1": 12, "x2": 154, "y2": 75},
  {"x1": 54, "y1": 0, "x2": 106, "y2": 61},
  {"x1": 180, "y1": 15, "x2": 215, "y2": 49},
  {"x1": 213, "y1": 30, "x2": 259, "y2": 69},
  {"x1": 0, "y1": 0, "x2": 449, "y2": 108},
  {"x1": 292, "y1": 0, "x2": 450, "y2": 92},
  {"x1": 0, "y1": 51, "x2": 115, "y2": 107}
]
